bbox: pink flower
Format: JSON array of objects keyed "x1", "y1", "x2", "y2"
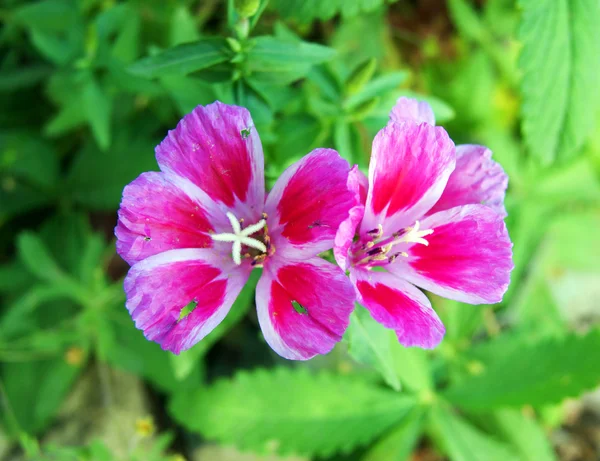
[
  {"x1": 334, "y1": 97, "x2": 513, "y2": 349},
  {"x1": 116, "y1": 102, "x2": 357, "y2": 359}
]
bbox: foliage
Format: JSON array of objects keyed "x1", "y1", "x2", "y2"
[{"x1": 1, "y1": 0, "x2": 599, "y2": 460}]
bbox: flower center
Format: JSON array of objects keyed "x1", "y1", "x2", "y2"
[
  {"x1": 351, "y1": 220, "x2": 433, "y2": 268},
  {"x1": 211, "y1": 212, "x2": 274, "y2": 266}
]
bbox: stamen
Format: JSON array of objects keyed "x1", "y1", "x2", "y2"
[
  {"x1": 352, "y1": 220, "x2": 433, "y2": 267},
  {"x1": 211, "y1": 212, "x2": 268, "y2": 265}
]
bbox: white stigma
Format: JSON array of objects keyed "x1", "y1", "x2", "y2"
[{"x1": 211, "y1": 212, "x2": 267, "y2": 265}]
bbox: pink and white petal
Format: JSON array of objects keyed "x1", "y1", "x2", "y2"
[
  {"x1": 428, "y1": 145, "x2": 508, "y2": 217},
  {"x1": 115, "y1": 172, "x2": 230, "y2": 265},
  {"x1": 124, "y1": 249, "x2": 251, "y2": 354},
  {"x1": 256, "y1": 257, "x2": 355, "y2": 360},
  {"x1": 265, "y1": 148, "x2": 356, "y2": 258},
  {"x1": 362, "y1": 122, "x2": 455, "y2": 236},
  {"x1": 334, "y1": 166, "x2": 368, "y2": 271},
  {"x1": 389, "y1": 97, "x2": 435, "y2": 126},
  {"x1": 351, "y1": 269, "x2": 445, "y2": 349},
  {"x1": 392, "y1": 204, "x2": 513, "y2": 305},
  {"x1": 155, "y1": 101, "x2": 264, "y2": 217},
  {"x1": 334, "y1": 204, "x2": 364, "y2": 271}
]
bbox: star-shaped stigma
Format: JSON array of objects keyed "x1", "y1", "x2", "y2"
[{"x1": 211, "y1": 212, "x2": 267, "y2": 265}]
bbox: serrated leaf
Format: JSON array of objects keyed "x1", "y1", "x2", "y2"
[
  {"x1": 169, "y1": 367, "x2": 415, "y2": 457},
  {"x1": 128, "y1": 38, "x2": 230, "y2": 78},
  {"x1": 491, "y1": 409, "x2": 557, "y2": 461},
  {"x1": 519, "y1": 0, "x2": 600, "y2": 164},
  {"x1": 443, "y1": 329, "x2": 600, "y2": 410},
  {"x1": 273, "y1": 0, "x2": 398, "y2": 23},
  {"x1": 246, "y1": 36, "x2": 336, "y2": 85},
  {"x1": 362, "y1": 408, "x2": 425, "y2": 461},
  {"x1": 346, "y1": 305, "x2": 400, "y2": 391},
  {"x1": 429, "y1": 406, "x2": 519, "y2": 461}
]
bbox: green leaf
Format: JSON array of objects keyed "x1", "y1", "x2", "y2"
[
  {"x1": 490, "y1": 409, "x2": 557, "y2": 461},
  {"x1": 16, "y1": 232, "x2": 66, "y2": 283},
  {"x1": 169, "y1": 367, "x2": 415, "y2": 457},
  {"x1": 273, "y1": 0, "x2": 398, "y2": 23},
  {"x1": 169, "y1": 5, "x2": 200, "y2": 46},
  {"x1": 128, "y1": 38, "x2": 231, "y2": 78},
  {"x1": 82, "y1": 77, "x2": 112, "y2": 151},
  {"x1": 0, "y1": 65, "x2": 51, "y2": 92},
  {"x1": 272, "y1": 114, "x2": 321, "y2": 162},
  {"x1": 1, "y1": 356, "x2": 83, "y2": 435},
  {"x1": 443, "y1": 329, "x2": 600, "y2": 410},
  {"x1": 391, "y1": 343, "x2": 433, "y2": 393},
  {"x1": 362, "y1": 408, "x2": 425, "y2": 461},
  {"x1": 66, "y1": 121, "x2": 160, "y2": 209},
  {"x1": 346, "y1": 305, "x2": 401, "y2": 391},
  {"x1": 333, "y1": 121, "x2": 362, "y2": 164},
  {"x1": 0, "y1": 132, "x2": 59, "y2": 188},
  {"x1": 246, "y1": 36, "x2": 336, "y2": 85},
  {"x1": 103, "y1": 306, "x2": 202, "y2": 393},
  {"x1": 14, "y1": 0, "x2": 84, "y2": 65},
  {"x1": 344, "y1": 72, "x2": 408, "y2": 110},
  {"x1": 519, "y1": 0, "x2": 600, "y2": 164},
  {"x1": 429, "y1": 406, "x2": 518, "y2": 461}
]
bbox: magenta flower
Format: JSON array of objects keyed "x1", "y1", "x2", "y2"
[
  {"x1": 334, "y1": 97, "x2": 513, "y2": 348},
  {"x1": 115, "y1": 101, "x2": 357, "y2": 359}
]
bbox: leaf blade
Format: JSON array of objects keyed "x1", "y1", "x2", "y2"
[{"x1": 169, "y1": 367, "x2": 415, "y2": 457}]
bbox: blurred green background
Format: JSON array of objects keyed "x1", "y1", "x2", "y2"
[{"x1": 1, "y1": 0, "x2": 600, "y2": 460}]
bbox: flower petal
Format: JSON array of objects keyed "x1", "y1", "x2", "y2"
[
  {"x1": 391, "y1": 204, "x2": 513, "y2": 304},
  {"x1": 389, "y1": 97, "x2": 435, "y2": 126},
  {"x1": 124, "y1": 249, "x2": 250, "y2": 354},
  {"x1": 256, "y1": 257, "x2": 355, "y2": 360},
  {"x1": 155, "y1": 101, "x2": 264, "y2": 215},
  {"x1": 334, "y1": 166, "x2": 368, "y2": 271},
  {"x1": 351, "y1": 268, "x2": 445, "y2": 349},
  {"x1": 265, "y1": 148, "x2": 356, "y2": 258},
  {"x1": 362, "y1": 122, "x2": 455, "y2": 235},
  {"x1": 428, "y1": 145, "x2": 508, "y2": 218},
  {"x1": 115, "y1": 172, "x2": 226, "y2": 265}
]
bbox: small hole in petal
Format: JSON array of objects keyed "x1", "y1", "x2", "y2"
[
  {"x1": 144, "y1": 236, "x2": 151, "y2": 241},
  {"x1": 292, "y1": 300, "x2": 307, "y2": 315},
  {"x1": 178, "y1": 300, "x2": 198, "y2": 322},
  {"x1": 240, "y1": 128, "x2": 251, "y2": 139}
]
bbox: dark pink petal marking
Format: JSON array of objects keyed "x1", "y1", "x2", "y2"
[
  {"x1": 428, "y1": 144, "x2": 508, "y2": 218},
  {"x1": 155, "y1": 101, "x2": 264, "y2": 211},
  {"x1": 389, "y1": 97, "x2": 436, "y2": 126},
  {"x1": 364, "y1": 122, "x2": 455, "y2": 233},
  {"x1": 124, "y1": 249, "x2": 250, "y2": 354},
  {"x1": 115, "y1": 172, "x2": 215, "y2": 265},
  {"x1": 396, "y1": 204, "x2": 513, "y2": 304},
  {"x1": 265, "y1": 148, "x2": 356, "y2": 257},
  {"x1": 352, "y1": 269, "x2": 445, "y2": 349},
  {"x1": 255, "y1": 258, "x2": 355, "y2": 360}
]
